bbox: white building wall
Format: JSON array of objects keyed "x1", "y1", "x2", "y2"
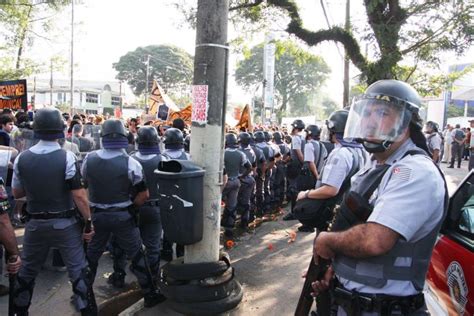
[{"x1": 426, "y1": 99, "x2": 445, "y2": 127}]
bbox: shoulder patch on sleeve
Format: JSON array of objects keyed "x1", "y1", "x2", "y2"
[{"x1": 392, "y1": 166, "x2": 411, "y2": 181}]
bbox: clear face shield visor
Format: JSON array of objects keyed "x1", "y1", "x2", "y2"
[{"x1": 344, "y1": 95, "x2": 414, "y2": 144}]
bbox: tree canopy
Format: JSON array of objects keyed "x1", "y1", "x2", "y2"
[
  {"x1": 235, "y1": 40, "x2": 330, "y2": 115},
  {"x1": 113, "y1": 45, "x2": 193, "y2": 96},
  {"x1": 0, "y1": 0, "x2": 71, "y2": 79},
  {"x1": 172, "y1": 0, "x2": 473, "y2": 87}
]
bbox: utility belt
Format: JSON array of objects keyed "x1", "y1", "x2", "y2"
[
  {"x1": 331, "y1": 280, "x2": 425, "y2": 316},
  {"x1": 28, "y1": 209, "x2": 77, "y2": 220},
  {"x1": 228, "y1": 176, "x2": 239, "y2": 181},
  {"x1": 143, "y1": 200, "x2": 159, "y2": 207},
  {"x1": 92, "y1": 206, "x2": 129, "y2": 213}
]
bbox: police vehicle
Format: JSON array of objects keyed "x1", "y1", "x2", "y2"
[{"x1": 426, "y1": 170, "x2": 474, "y2": 315}]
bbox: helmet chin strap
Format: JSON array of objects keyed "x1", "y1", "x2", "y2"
[{"x1": 362, "y1": 140, "x2": 393, "y2": 153}]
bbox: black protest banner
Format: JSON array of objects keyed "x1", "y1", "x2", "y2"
[{"x1": 0, "y1": 79, "x2": 28, "y2": 111}]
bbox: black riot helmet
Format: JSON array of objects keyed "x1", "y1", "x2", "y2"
[
  {"x1": 326, "y1": 110, "x2": 348, "y2": 135},
  {"x1": 273, "y1": 131, "x2": 283, "y2": 144},
  {"x1": 291, "y1": 119, "x2": 305, "y2": 131},
  {"x1": 263, "y1": 131, "x2": 272, "y2": 142},
  {"x1": 137, "y1": 126, "x2": 159, "y2": 145},
  {"x1": 305, "y1": 124, "x2": 321, "y2": 140},
  {"x1": 425, "y1": 121, "x2": 439, "y2": 134},
  {"x1": 163, "y1": 127, "x2": 184, "y2": 149},
  {"x1": 100, "y1": 119, "x2": 127, "y2": 138},
  {"x1": 33, "y1": 108, "x2": 66, "y2": 140},
  {"x1": 100, "y1": 119, "x2": 129, "y2": 149},
  {"x1": 225, "y1": 133, "x2": 238, "y2": 148},
  {"x1": 254, "y1": 131, "x2": 265, "y2": 143},
  {"x1": 238, "y1": 132, "x2": 252, "y2": 146},
  {"x1": 345, "y1": 79, "x2": 423, "y2": 153}
]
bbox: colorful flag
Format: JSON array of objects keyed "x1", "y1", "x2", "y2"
[
  {"x1": 234, "y1": 104, "x2": 253, "y2": 132},
  {"x1": 148, "y1": 80, "x2": 179, "y2": 120},
  {"x1": 168, "y1": 104, "x2": 192, "y2": 126}
]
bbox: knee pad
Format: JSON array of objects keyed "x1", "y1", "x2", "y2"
[{"x1": 72, "y1": 267, "x2": 97, "y2": 315}]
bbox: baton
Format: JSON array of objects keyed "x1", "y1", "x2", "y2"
[{"x1": 83, "y1": 218, "x2": 92, "y2": 254}]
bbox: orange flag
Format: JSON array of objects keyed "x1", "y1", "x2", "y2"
[
  {"x1": 167, "y1": 104, "x2": 192, "y2": 127},
  {"x1": 148, "y1": 80, "x2": 179, "y2": 119},
  {"x1": 234, "y1": 104, "x2": 253, "y2": 132}
]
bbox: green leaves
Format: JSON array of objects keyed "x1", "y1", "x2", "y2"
[
  {"x1": 112, "y1": 45, "x2": 194, "y2": 96},
  {"x1": 235, "y1": 39, "x2": 330, "y2": 115}
]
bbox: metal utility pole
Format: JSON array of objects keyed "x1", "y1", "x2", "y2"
[
  {"x1": 342, "y1": 0, "x2": 350, "y2": 108},
  {"x1": 145, "y1": 54, "x2": 150, "y2": 113},
  {"x1": 50, "y1": 59, "x2": 53, "y2": 106},
  {"x1": 161, "y1": 3, "x2": 242, "y2": 314},
  {"x1": 33, "y1": 76, "x2": 36, "y2": 110},
  {"x1": 187, "y1": 0, "x2": 229, "y2": 264},
  {"x1": 263, "y1": 33, "x2": 276, "y2": 124},
  {"x1": 70, "y1": 0, "x2": 75, "y2": 114}
]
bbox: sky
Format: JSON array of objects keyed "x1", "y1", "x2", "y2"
[{"x1": 20, "y1": 0, "x2": 474, "y2": 106}]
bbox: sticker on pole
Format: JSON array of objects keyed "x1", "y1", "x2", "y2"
[{"x1": 192, "y1": 85, "x2": 208, "y2": 125}]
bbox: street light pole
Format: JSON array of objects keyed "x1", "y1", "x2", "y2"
[
  {"x1": 70, "y1": 0, "x2": 74, "y2": 114},
  {"x1": 145, "y1": 54, "x2": 150, "y2": 113}
]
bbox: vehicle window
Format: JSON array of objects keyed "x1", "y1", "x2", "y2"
[
  {"x1": 458, "y1": 207, "x2": 474, "y2": 236},
  {"x1": 449, "y1": 173, "x2": 474, "y2": 240}
]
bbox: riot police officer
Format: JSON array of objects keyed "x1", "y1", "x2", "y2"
[
  {"x1": 82, "y1": 119, "x2": 164, "y2": 308},
  {"x1": 303, "y1": 125, "x2": 327, "y2": 181},
  {"x1": 272, "y1": 131, "x2": 289, "y2": 212},
  {"x1": 236, "y1": 132, "x2": 257, "y2": 229},
  {"x1": 295, "y1": 110, "x2": 368, "y2": 232},
  {"x1": 221, "y1": 133, "x2": 251, "y2": 239},
  {"x1": 312, "y1": 80, "x2": 446, "y2": 315},
  {"x1": 425, "y1": 121, "x2": 442, "y2": 164},
  {"x1": 254, "y1": 131, "x2": 274, "y2": 218},
  {"x1": 248, "y1": 132, "x2": 266, "y2": 225},
  {"x1": 12, "y1": 108, "x2": 97, "y2": 315},
  {"x1": 160, "y1": 127, "x2": 188, "y2": 261},
  {"x1": 161, "y1": 128, "x2": 189, "y2": 160},
  {"x1": 284, "y1": 119, "x2": 305, "y2": 220},
  {"x1": 131, "y1": 126, "x2": 162, "y2": 278}
]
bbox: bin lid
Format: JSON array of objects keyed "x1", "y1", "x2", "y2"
[{"x1": 155, "y1": 160, "x2": 205, "y2": 179}]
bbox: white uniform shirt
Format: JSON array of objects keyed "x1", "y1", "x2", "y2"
[
  {"x1": 338, "y1": 139, "x2": 445, "y2": 298},
  {"x1": 317, "y1": 144, "x2": 367, "y2": 190}
]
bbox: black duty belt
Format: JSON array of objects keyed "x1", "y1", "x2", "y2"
[
  {"x1": 93, "y1": 206, "x2": 128, "y2": 213},
  {"x1": 143, "y1": 200, "x2": 159, "y2": 207},
  {"x1": 332, "y1": 284, "x2": 425, "y2": 316},
  {"x1": 28, "y1": 209, "x2": 77, "y2": 220}
]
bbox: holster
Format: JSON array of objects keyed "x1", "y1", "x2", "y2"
[
  {"x1": 127, "y1": 205, "x2": 139, "y2": 226},
  {"x1": 331, "y1": 280, "x2": 425, "y2": 316}
]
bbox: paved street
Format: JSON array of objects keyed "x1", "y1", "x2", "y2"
[{"x1": 0, "y1": 161, "x2": 470, "y2": 316}]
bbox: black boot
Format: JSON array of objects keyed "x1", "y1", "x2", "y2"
[
  {"x1": 107, "y1": 269, "x2": 126, "y2": 288},
  {"x1": 144, "y1": 290, "x2": 166, "y2": 308}
]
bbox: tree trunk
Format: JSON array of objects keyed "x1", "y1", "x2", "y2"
[{"x1": 15, "y1": 6, "x2": 33, "y2": 70}]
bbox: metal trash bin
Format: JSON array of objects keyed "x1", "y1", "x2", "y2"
[{"x1": 155, "y1": 160, "x2": 205, "y2": 245}]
